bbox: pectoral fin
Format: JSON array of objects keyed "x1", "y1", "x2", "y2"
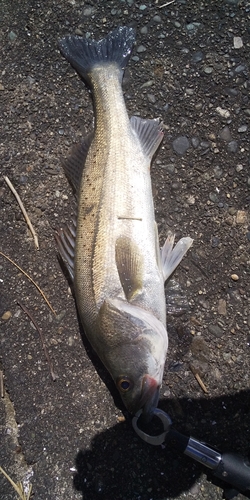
[
  {"x1": 115, "y1": 236, "x2": 144, "y2": 301},
  {"x1": 161, "y1": 233, "x2": 193, "y2": 281},
  {"x1": 154, "y1": 221, "x2": 162, "y2": 270}
]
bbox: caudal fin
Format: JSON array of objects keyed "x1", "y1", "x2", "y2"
[{"x1": 58, "y1": 26, "x2": 135, "y2": 84}]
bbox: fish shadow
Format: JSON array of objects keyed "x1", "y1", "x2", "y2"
[{"x1": 72, "y1": 390, "x2": 250, "y2": 500}]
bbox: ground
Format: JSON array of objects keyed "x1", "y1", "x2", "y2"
[{"x1": 0, "y1": 0, "x2": 250, "y2": 499}]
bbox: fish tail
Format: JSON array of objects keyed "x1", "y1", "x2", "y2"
[{"x1": 58, "y1": 26, "x2": 135, "y2": 85}]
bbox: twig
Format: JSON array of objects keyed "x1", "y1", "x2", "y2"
[
  {"x1": 190, "y1": 365, "x2": 208, "y2": 394},
  {"x1": 158, "y1": 0, "x2": 176, "y2": 8},
  {"x1": 4, "y1": 175, "x2": 39, "y2": 250},
  {"x1": 0, "y1": 466, "x2": 32, "y2": 500},
  {"x1": 17, "y1": 302, "x2": 58, "y2": 381},
  {"x1": 0, "y1": 370, "x2": 4, "y2": 398},
  {"x1": 0, "y1": 251, "x2": 56, "y2": 315}
]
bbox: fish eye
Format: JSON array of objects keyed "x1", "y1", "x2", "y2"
[{"x1": 116, "y1": 377, "x2": 134, "y2": 393}]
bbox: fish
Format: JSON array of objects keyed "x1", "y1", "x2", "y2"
[{"x1": 56, "y1": 26, "x2": 193, "y2": 420}]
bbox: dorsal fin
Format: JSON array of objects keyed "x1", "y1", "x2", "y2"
[
  {"x1": 115, "y1": 236, "x2": 144, "y2": 301},
  {"x1": 130, "y1": 116, "x2": 164, "y2": 159},
  {"x1": 62, "y1": 133, "x2": 94, "y2": 194}
]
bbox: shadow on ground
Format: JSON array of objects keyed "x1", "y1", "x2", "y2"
[{"x1": 73, "y1": 390, "x2": 250, "y2": 500}]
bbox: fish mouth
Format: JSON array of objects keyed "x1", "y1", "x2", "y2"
[{"x1": 134, "y1": 374, "x2": 160, "y2": 423}]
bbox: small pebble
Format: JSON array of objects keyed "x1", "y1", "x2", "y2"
[
  {"x1": 186, "y1": 22, "x2": 201, "y2": 33},
  {"x1": 209, "y1": 192, "x2": 219, "y2": 203},
  {"x1": 236, "y1": 210, "x2": 247, "y2": 224},
  {"x1": 233, "y1": 36, "x2": 243, "y2": 49},
  {"x1": 164, "y1": 163, "x2": 175, "y2": 174},
  {"x1": 235, "y1": 164, "x2": 243, "y2": 172},
  {"x1": 218, "y1": 299, "x2": 227, "y2": 316},
  {"x1": 235, "y1": 64, "x2": 246, "y2": 73},
  {"x1": 216, "y1": 107, "x2": 230, "y2": 119},
  {"x1": 189, "y1": 482, "x2": 201, "y2": 496},
  {"x1": 75, "y1": 28, "x2": 83, "y2": 35},
  {"x1": 2, "y1": 311, "x2": 12, "y2": 321},
  {"x1": 147, "y1": 93, "x2": 156, "y2": 104},
  {"x1": 191, "y1": 137, "x2": 200, "y2": 148},
  {"x1": 153, "y1": 15, "x2": 161, "y2": 23},
  {"x1": 8, "y1": 31, "x2": 17, "y2": 41},
  {"x1": 55, "y1": 310, "x2": 67, "y2": 322},
  {"x1": 200, "y1": 141, "x2": 210, "y2": 149},
  {"x1": 231, "y1": 274, "x2": 239, "y2": 281},
  {"x1": 117, "y1": 415, "x2": 126, "y2": 422},
  {"x1": 191, "y1": 51, "x2": 204, "y2": 63},
  {"x1": 137, "y1": 45, "x2": 146, "y2": 53},
  {"x1": 187, "y1": 195, "x2": 195, "y2": 205},
  {"x1": 238, "y1": 124, "x2": 247, "y2": 133},
  {"x1": 208, "y1": 325, "x2": 223, "y2": 338},
  {"x1": 203, "y1": 66, "x2": 213, "y2": 74},
  {"x1": 219, "y1": 126, "x2": 231, "y2": 142},
  {"x1": 172, "y1": 136, "x2": 190, "y2": 155},
  {"x1": 214, "y1": 166, "x2": 223, "y2": 179},
  {"x1": 227, "y1": 141, "x2": 238, "y2": 153},
  {"x1": 83, "y1": 7, "x2": 94, "y2": 16},
  {"x1": 223, "y1": 352, "x2": 231, "y2": 362},
  {"x1": 141, "y1": 80, "x2": 154, "y2": 88}
]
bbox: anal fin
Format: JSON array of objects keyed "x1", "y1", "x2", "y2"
[{"x1": 161, "y1": 233, "x2": 193, "y2": 282}]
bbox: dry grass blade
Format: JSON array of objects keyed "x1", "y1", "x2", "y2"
[
  {"x1": 0, "y1": 370, "x2": 4, "y2": 398},
  {"x1": 4, "y1": 175, "x2": 39, "y2": 250},
  {"x1": 194, "y1": 372, "x2": 208, "y2": 393},
  {"x1": 158, "y1": 0, "x2": 176, "y2": 7},
  {"x1": 0, "y1": 466, "x2": 32, "y2": 500},
  {"x1": 0, "y1": 251, "x2": 56, "y2": 315},
  {"x1": 190, "y1": 365, "x2": 209, "y2": 394}
]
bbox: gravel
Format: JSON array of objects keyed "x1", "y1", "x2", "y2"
[{"x1": 0, "y1": 0, "x2": 250, "y2": 499}]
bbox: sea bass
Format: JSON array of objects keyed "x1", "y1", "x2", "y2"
[{"x1": 56, "y1": 27, "x2": 193, "y2": 419}]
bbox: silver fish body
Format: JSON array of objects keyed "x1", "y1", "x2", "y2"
[{"x1": 57, "y1": 27, "x2": 193, "y2": 418}]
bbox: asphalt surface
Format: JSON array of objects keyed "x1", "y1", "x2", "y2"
[{"x1": 0, "y1": 1, "x2": 250, "y2": 499}]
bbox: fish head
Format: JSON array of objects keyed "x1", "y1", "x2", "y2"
[{"x1": 96, "y1": 298, "x2": 168, "y2": 421}]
